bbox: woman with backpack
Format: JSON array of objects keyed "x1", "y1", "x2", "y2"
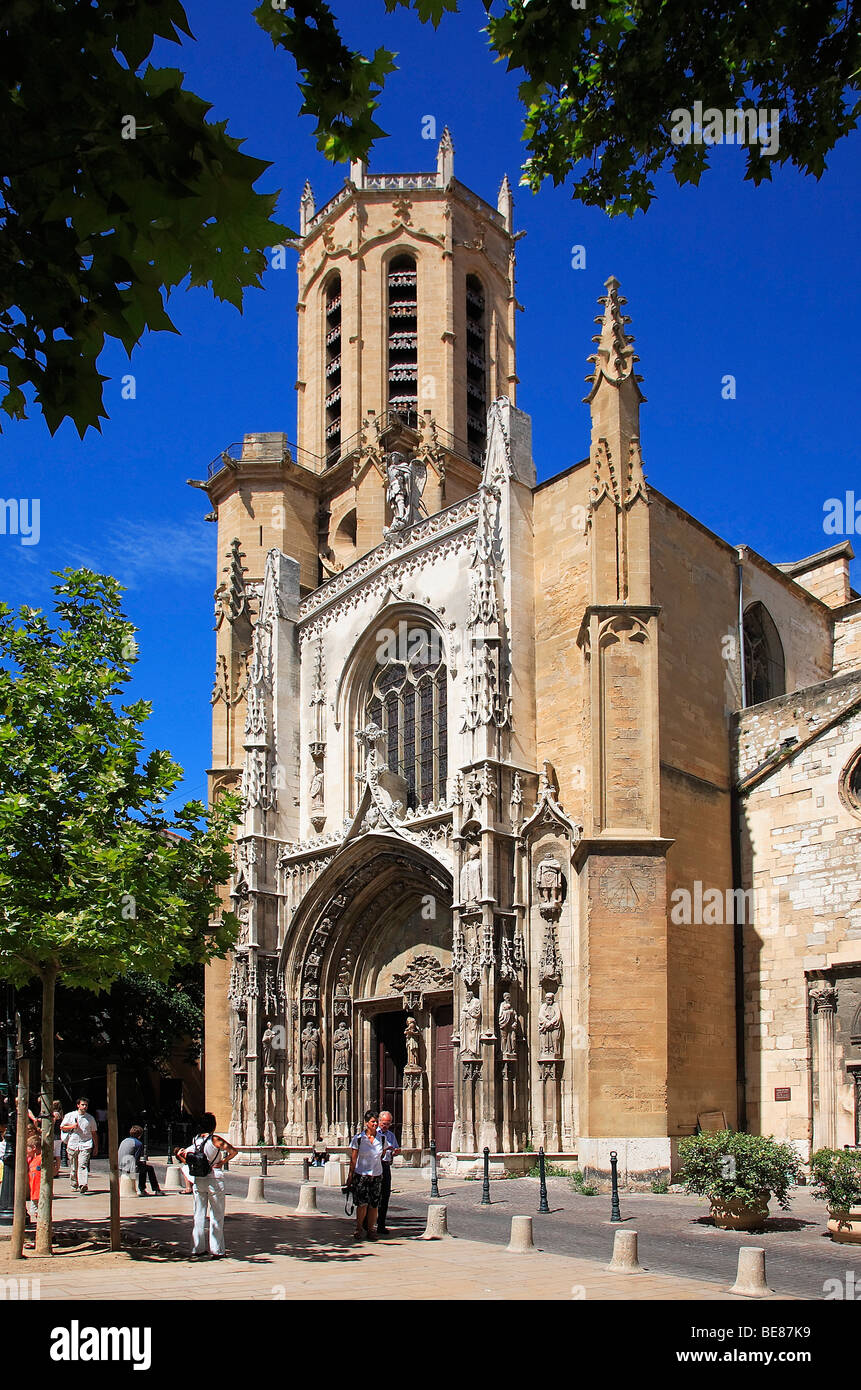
[{"x1": 175, "y1": 1112, "x2": 238, "y2": 1259}]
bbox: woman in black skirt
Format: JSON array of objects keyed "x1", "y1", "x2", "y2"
[{"x1": 348, "y1": 1110, "x2": 384, "y2": 1241}]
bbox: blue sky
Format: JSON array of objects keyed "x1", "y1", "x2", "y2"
[{"x1": 2, "y1": 0, "x2": 859, "y2": 811}]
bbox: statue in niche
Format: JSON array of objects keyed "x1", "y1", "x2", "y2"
[
  {"x1": 459, "y1": 989, "x2": 482, "y2": 1059},
  {"x1": 261, "y1": 1022, "x2": 276, "y2": 1072},
  {"x1": 536, "y1": 857, "x2": 564, "y2": 919},
  {"x1": 301, "y1": 1021, "x2": 320, "y2": 1072},
  {"x1": 498, "y1": 993, "x2": 518, "y2": 1058},
  {"x1": 404, "y1": 1016, "x2": 421, "y2": 1070},
  {"x1": 459, "y1": 842, "x2": 482, "y2": 906},
  {"x1": 538, "y1": 992, "x2": 563, "y2": 1060},
  {"x1": 309, "y1": 767, "x2": 324, "y2": 806},
  {"x1": 231, "y1": 1014, "x2": 247, "y2": 1072},
  {"x1": 236, "y1": 895, "x2": 251, "y2": 947},
  {"x1": 332, "y1": 1022, "x2": 352, "y2": 1073}
]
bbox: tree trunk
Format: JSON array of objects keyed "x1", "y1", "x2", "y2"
[
  {"x1": 35, "y1": 964, "x2": 57, "y2": 1256},
  {"x1": 10, "y1": 1058, "x2": 29, "y2": 1259},
  {"x1": 107, "y1": 1061, "x2": 120, "y2": 1251}
]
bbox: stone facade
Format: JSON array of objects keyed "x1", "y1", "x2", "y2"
[{"x1": 190, "y1": 136, "x2": 860, "y2": 1180}]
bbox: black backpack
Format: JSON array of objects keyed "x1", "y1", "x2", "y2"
[{"x1": 186, "y1": 1133, "x2": 214, "y2": 1178}]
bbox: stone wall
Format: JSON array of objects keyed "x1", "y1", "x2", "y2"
[{"x1": 735, "y1": 674, "x2": 861, "y2": 1153}]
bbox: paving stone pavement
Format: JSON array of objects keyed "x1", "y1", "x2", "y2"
[{"x1": 1, "y1": 1174, "x2": 802, "y2": 1302}]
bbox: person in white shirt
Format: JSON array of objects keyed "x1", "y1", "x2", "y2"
[
  {"x1": 61, "y1": 1097, "x2": 98, "y2": 1194},
  {"x1": 175, "y1": 1111, "x2": 238, "y2": 1258},
  {"x1": 347, "y1": 1110, "x2": 384, "y2": 1241}
]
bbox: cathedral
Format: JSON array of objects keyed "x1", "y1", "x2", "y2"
[{"x1": 191, "y1": 132, "x2": 861, "y2": 1182}]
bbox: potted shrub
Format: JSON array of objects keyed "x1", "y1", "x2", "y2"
[
  {"x1": 810, "y1": 1149, "x2": 861, "y2": 1243},
  {"x1": 678, "y1": 1130, "x2": 802, "y2": 1230}
]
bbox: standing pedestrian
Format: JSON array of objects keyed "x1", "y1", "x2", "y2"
[
  {"x1": 175, "y1": 1112, "x2": 237, "y2": 1259},
  {"x1": 51, "y1": 1101, "x2": 63, "y2": 1177},
  {"x1": 376, "y1": 1109, "x2": 401, "y2": 1235},
  {"x1": 347, "y1": 1110, "x2": 384, "y2": 1242},
  {"x1": 61, "y1": 1096, "x2": 98, "y2": 1194}
]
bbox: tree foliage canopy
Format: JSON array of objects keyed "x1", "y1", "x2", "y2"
[
  {"x1": 1, "y1": 0, "x2": 286, "y2": 437},
  {"x1": 3, "y1": 0, "x2": 857, "y2": 435},
  {"x1": 0, "y1": 568, "x2": 240, "y2": 994}
]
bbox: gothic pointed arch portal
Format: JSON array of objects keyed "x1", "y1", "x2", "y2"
[{"x1": 280, "y1": 836, "x2": 454, "y2": 1149}]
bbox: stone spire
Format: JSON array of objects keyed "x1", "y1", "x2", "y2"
[
  {"x1": 299, "y1": 179, "x2": 315, "y2": 235},
  {"x1": 497, "y1": 173, "x2": 513, "y2": 231},
  {"x1": 437, "y1": 126, "x2": 454, "y2": 185},
  {"x1": 583, "y1": 275, "x2": 646, "y2": 459},
  {"x1": 584, "y1": 275, "x2": 644, "y2": 400}
]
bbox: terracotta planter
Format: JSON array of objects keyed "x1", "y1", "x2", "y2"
[
  {"x1": 710, "y1": 1197, "x2": 770, "y2": 1230},
  {"x1": 827, "y1": 1206, "x2": 861, "y2": 1243}
]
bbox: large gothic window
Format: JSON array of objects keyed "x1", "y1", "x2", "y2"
[
  {"x1": 743, "y1": 602, "x2": 785, "y2": 706},
  {"x1": 358, "y1": 627, "x2": 447, "y2": 811}
]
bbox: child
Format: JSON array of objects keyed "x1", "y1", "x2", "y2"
[{"x1": 26, "y1": 1134, "x2": 41, "y2": 1222}]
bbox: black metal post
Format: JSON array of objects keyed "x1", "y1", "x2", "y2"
[
  {"x1": 302, "y1": 1156, "x2": 310, "y2": 1183},
  {"x1": 166, "y1": 1121, "x2": 173, "y2": 1164},
  {"x1": 610, "y1": 1149, "x2": 621, "y2": 1223},
  {"x1": 142, "y1": 1121, "x2": 149, "y2": 1162},
  {"x1": 261, "y1": 1152, "x2": 268, "y2": 1178},
  {"x1": 0, "y1": 984, "x2": 18, "y2": 1225},
  {"x1": 429, "y1": 1139, "x2": 440, "y2": 1199},
  {"x1": 480, "y1": 1146, "x2": 491, "y2": 1205},
  {"x1": 538, "y1": 1146, "x2": 550, "y2": 1213}
]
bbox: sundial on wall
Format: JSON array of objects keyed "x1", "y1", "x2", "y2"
[{"x1": 599, "y1": 867, "x2": 656, "y2": 913}]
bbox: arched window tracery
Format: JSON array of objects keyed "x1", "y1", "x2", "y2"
[
  {"x1": 355, "y1": 625, "x2": 447, "y2": 812},
  {"x1": 743, "y1": 602, "x2": 785, "y2": 706}
]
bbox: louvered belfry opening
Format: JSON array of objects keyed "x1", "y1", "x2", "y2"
[
  {"x1": 465, "y1": 272, "x2": 487, "y2": 464},
  {"x1": 324, "y1": 273, "x2": 342, "y2": 465},
  {"x1": 387, "y1": 254, "x2": 418, "y2": 425}
]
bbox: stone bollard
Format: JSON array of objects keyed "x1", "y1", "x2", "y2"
[
  {"x1": 163, "y1": 1163, "x2": 184, "y2": 1192},
  {"x1": 294, "y1": 1182, "x2": 319, "y2": 1215},
  {"x1": 506, "y1": 1215, "x2": 537, "y2": 1254},
  {"x1": 323, "y1": 1158, "x2": 347, "y2": 1187},
  {"x1": 120, "y1": 1174, "x2": 139, "y2": 1199},
  {"x1": 607, "y1": 1229, "x2": 644, "y2": 1274},
  {"x1": 246, "y1": 1175, "x2": 266, "y2": 1203},
  {"x1": 420, "y1": 1204, "x2": 452, "y2": 1240},
  {"x1": 729, "y1": 1246, "x2": 772, "y2": 1297}
]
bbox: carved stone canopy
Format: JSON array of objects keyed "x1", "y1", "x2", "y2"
[{"x1": 390, "y1": 952, "x2": 453, "y2": 1012}]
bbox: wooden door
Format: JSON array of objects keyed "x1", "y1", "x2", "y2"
[
  {"x1": 375, "y1": 1011, "x2": 406, "y2": 1134},
  {"x1": 433, "y1": 1003, "x2": 454, "y2": 1151}
]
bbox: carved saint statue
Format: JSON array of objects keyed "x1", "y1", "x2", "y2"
[
  {"x1": 536, "y1": 857, "x2": 564, "y2": 914},
  {"x1": 309, "y1": 768, "x2": 324, "y2": 806},
  {"x1": 385, "y1": 450, "x2": 427, "y2": 531},
  {"x1": 459, "y1": 842, "x2": 482, "y2": 906},
  {"x1": 261, "y1": 1022, "x2": 276, "y2": 1072},
  {"x1": 332, "y1": 1021, "x2": 352, "y2": 1074},
  {"x1": 404, "y1": 1015, "x2": 421, "y2": 1070},
  {"x1": 386, "y1": 451, "x2": 413, "y2": 527},
  {"x1": 231, "y1": 1014, "x2": 247, "y2": 1072},
  {"x1": 538, "y1": 992, "x2": 563, "y2": 1060},
  {"x1": 459, "y1": 990, "x2": 482, "y2": 1059},
  {"x1": 301, "y1": 1021, "x2": 320, "y2": 1072},
  {"x1": 498, "y1": 992, "x2": 518, "y2": 1058}
]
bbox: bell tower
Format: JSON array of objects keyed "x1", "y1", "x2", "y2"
[{"x1": 294, "y1": 130, "x2": 519, "y2": 560}]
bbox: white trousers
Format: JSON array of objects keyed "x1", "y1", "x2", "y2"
[
  {"x1": 69, "y1": 1143, "x2": 92, "y2": 1189},
  {"x1": 192, "y1": 1176, "x2": 226, "y2": 1255}
]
